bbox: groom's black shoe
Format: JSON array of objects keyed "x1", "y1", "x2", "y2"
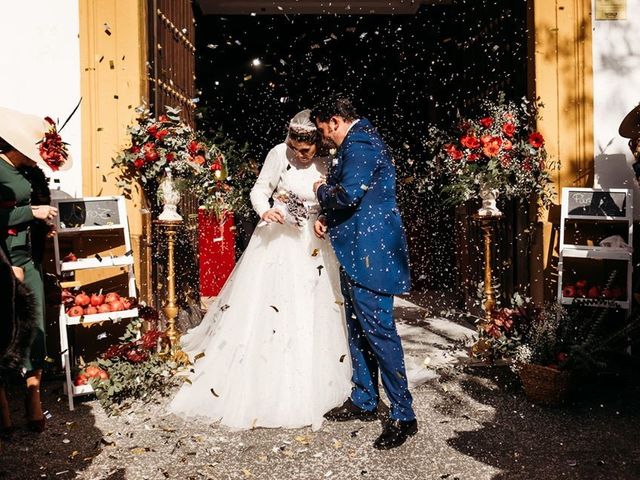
[
  {"x1": 373, "y1": 419, "x2": 418, "y2": 450},
  {"x1": 324, "y1": 399, "x2": 377, "y2": 422}
]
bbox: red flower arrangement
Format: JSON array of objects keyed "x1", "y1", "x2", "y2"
[
  {"x1": 113, "y1": 106, "x2": 210, "y2": 192},
  {"x1": 426, "y1": 93, "x2": 555, "y2": 208},
  {"x1": 38, "y1": 117, "x2": 69, "y2": 171},
  {"x1": 114, "y1": 105, "x2": 245, "y2": 218}
]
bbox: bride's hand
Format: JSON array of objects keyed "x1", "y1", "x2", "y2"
[
  {"x1": 262, "y1": 208, "x2": 285, "y2": 224},
  {"x1": 313, "y1": 177, "x2": 326, "y2": 194},
  {"x1": 314, "y1": 217, "x2": 327, "y2": 239}
]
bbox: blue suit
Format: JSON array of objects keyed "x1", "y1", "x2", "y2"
[{"x1": 317, "y1": 119, "x2": 415, "y2": 421}]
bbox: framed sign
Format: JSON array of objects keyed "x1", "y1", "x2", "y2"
[
  {"x1": 55, "y1": 197, "x2": 122, "y2": 230},
  {"x1": 564, "y1": 189, "x2": 628, "y2": 218}
]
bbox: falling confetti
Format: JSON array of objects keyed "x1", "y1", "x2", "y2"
[{"x1": 194, "y1": 352, "x2": 205, "y2": 362}]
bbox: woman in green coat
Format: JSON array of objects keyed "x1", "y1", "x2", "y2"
[{"x1": 0, "y1": 106, "x2": 69, "y2": 433}]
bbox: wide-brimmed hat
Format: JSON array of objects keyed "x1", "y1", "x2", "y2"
[
  {"x1": 619, "y1": 103, "x2": 640, "y2": 139},
  {"x1": 0, "y1": 106, "x2": 72, "y2": 171}
]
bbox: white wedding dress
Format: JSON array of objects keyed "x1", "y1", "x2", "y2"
[{"x1": 168, "y1": 143, "x2": 352, "y2": 431}]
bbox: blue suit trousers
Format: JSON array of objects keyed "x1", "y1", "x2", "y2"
[{"x1": 339, "y1": 268, "x2": 415, "y2": 421}]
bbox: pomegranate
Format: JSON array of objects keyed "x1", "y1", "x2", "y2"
[
  {"x1": 105, "y1": 292, "x2": 121, "y2": 304},
  {"x1": 85, "y1": 306, "x2": 98, "y2": 315},
  {"x1": 98, "y1": 370, "x2": 109, "y2": 381},
  {"x1": 109, "y1": 300, "x2": 125, "y2": 312},
  {"x1": 611, "y1": 287, "x2": 624, "y2": 299},
  {"x1": 63, "y1": 252, "x2": 78, "y2": 262},
  {"x1": 562, "y1": 285, "x2": 576, "y2": 298},
  {"x1": 97, "y1": 304, "x2": 111, "y2": 314},
  {"x1": 85, "y1": 365, "x2": 100, "y2": 378},
  {"x1": 74, "y1": 292, "x2": 91, "y2": 307},
  {"x1": 575, "y1": 279, "x2": 587, "y2": 289},
  {"x1": 74, "y1": 374, "x2": 88, "y2": 386},
  {"x1": 67, "y1": 306, "x2": 84, "y2": 317},
  {"x1": 121, "y1": 297, "x2": 132, "y2": 310},
  {"x1": 90, "y1": 293, "x2": 105, "y2": 307},
  {"x1": 587, "y1": 286, "x2": 601, "y2": 299}
]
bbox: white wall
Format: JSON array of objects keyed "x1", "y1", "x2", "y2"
[
  {"x1": 592, "y1": 0, "x2": 640, "y2": 219},
  {"x1": 0, "y1": 1, "x2": 82, "y2": 197}
]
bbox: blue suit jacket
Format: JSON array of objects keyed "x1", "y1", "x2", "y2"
[{"x1": 317, "y1": 119, "x2": 411, "y2": 295}]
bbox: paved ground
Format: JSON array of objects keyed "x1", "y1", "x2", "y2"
[{"x1": 1, "y1": 298, "x2": 639, "y2": 480}]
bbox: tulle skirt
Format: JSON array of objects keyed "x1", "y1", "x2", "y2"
[{"x1": 168, "y1": 218, "x2": 352, "y2": 431}]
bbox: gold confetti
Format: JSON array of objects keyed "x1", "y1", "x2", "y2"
[
  {"x1": 194, "y1": 352, "x2": 205, "y2": 362},
  {"x1": 69, "y1": 451, "x2": 79, "y2": 460},
  {"x1": 294, "y1": 435, "x2": 310, "y2": 445},
  {"x1": 130, "y1": 447, "x2": 148, "y2": 455},
  {"x1": 243, "y1": 468, "x2": 254, "y2": 478},
  {"x1": 364, "y1": 256, "x2": 370, "y2": 268},
  {"x1": 311, "y1": 248, "x2": 319, "y2": 257},
  {"x1": 333, "y1": 440, "x2": 342, "y2": 449}
]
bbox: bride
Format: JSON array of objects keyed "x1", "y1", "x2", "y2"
[{"x1": 168, "y1": 110, "x2": 352, "y2": 430}]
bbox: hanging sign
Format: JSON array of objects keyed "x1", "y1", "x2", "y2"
[{"x1": 595, "y1": 0, "x2": 627, "y2": 20}]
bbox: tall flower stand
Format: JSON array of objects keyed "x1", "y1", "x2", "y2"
[
  {"x1": 198, "y1": 209, "x2": 236, "y2": 299},
  {"x1": 153, "y1": 219, "x2": 183, "y2": 348},
  {"x1": 471, "y1": 213, "x2": 503, "y2": 357}
]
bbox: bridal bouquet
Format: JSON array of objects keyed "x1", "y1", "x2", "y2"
[
  {"x1": 273, "y1": 190, "x2": 309, "y2": 228},
  {"x1": 424, "y1": 93, "x2": 555, "y2": 209}
]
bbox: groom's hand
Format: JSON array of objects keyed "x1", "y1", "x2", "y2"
[{"x1": 314, "y1": 217, "x2": 328, "y2": 239}]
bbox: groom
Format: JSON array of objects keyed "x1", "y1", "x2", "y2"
[{"x1": 311, "y1": 97, "x2": 417, "y2": 450}]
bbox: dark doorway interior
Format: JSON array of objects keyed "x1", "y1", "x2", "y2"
[{"x1": 193, "y1": 1, "x2": 529, "y2": 296}]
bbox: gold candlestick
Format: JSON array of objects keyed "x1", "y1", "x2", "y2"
[{"x1": 154, "y1": 219, "x2": 183, "y2": 348}]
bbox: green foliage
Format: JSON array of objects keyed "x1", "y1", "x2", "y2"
[
  {"x1": 514, "y1": 302, "x2": 640, "y2": 378},
  {"x1": 189, "y1": 129, "x2": 257, "y2": 219},
  {"x1": 88, "y1": 319, "x2": 181, "y2": 415}
]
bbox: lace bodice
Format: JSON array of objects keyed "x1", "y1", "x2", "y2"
[{"x1": 250, "y1": 143, "x2": 327, "y2": 217}]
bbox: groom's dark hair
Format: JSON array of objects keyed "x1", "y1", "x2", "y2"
[{"x1": 310, "y1": 97, "x2": 358, "y2": 123}]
